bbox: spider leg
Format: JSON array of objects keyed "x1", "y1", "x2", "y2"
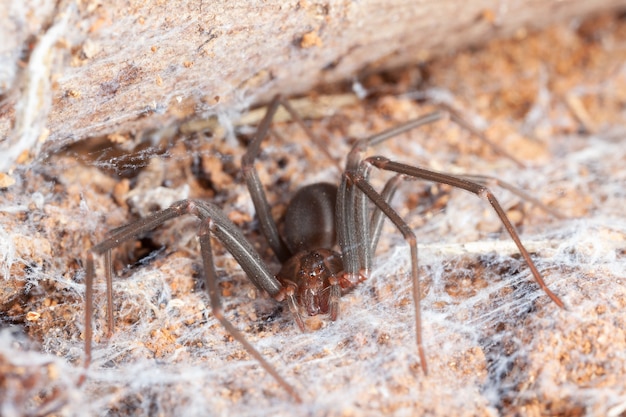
[
  {"x1": 284, "y1": 287, "x2": 306, "y2": 331},
  {"x1": 445, "y1": 107, "x2": 526, "y2": 168},
  {"x1": 327, "y1": 273, "x2": 342, "y2": 321},
  {"x1": 81, "y1": 253, "x2": 94, "y2": 386},
  {"x1": 242, "y1": 95, "x2": 340, "y2": 263},
  {"x1": 83, "y1": 199, "x2": 301, "y2": 401},
  {"x1": 365, "y1": 156, "x2": 565, "y2": 309},
  {"x1": 242, "y1": 96, "x2": 291, "y2": 262},
  {"x1": 334, "y1": 114, "x2": 444, "y2": 362},
  {"x1": 340, "y1": 112, "x2": 443, "y2": 279},
  {"x1": 334, "y1": 110, "x2": 565, "y2": 376},
  {"x1": 198, "y1": 219, "x2": 301, "y2": 402},
  {"x1": 369, "y1": 174, "x2": 404, "y2": 255},
  {"x1": 336, "y1": 176, "x2": 370, "y2": 291},
  {"x1": 278, "y1": 97, "x2": 341, "y2": 170},
  {"x1": 340, "y1": 108, "x2": 535, "y2": 277},
  {"x1": 367, "y1": 171, "x2": 565, "y2": 258},
  {"x1": 459, "y1": 174, "x2": 565, "y2": 219},
  {"x1": 345, "y1": 172, "x2": 428, "y2": 375},
  {"x1": 82, "y1": 203, "x2": 186, "y2": 384},
  {"x1": 104, "y1": 250, "x2": 113, "y2": 338}
]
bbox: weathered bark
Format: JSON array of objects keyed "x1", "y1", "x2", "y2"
[{"x1": 1, "y1": 0, "x2": 625, "y2": 168}]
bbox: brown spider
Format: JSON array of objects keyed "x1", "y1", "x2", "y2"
[{"x1": 82, "y1": 96, "x2": 564, "y2": 402}]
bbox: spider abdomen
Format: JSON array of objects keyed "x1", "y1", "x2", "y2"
[{"x1": 283, "y1": 183, "x2": 337, "y2": 254}]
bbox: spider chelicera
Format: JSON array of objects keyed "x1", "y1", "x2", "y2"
[{"x1": 82, "y1": 96, "x2": 565, "y2": 402}]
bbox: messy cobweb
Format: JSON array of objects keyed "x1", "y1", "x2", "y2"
[
  {"x1": 1, "y1": 85, "x2": 625, "y2": 417},
  {"x1": 4, "y1": 7, "x2": 626, "y2": 405}
]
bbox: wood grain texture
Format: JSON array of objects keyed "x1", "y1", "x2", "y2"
[{"x1": 1, "y1": 0, "x2": 625, "y2": 166}]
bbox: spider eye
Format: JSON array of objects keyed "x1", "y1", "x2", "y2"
[{"x1": 309, "y1": 266, "x2": 322, "y2": 277}]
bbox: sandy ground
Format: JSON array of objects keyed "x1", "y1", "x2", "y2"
[{"x1": 1, "y1": 12, "x2": 625, "y2": 417}]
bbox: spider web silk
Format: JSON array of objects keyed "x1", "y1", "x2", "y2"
[
  {"x1": 1, "y1": 113, "x2": 625, "y2": 416},
  {"x1": 2, "y1": 16, "x2": 626, "y2": 412}
]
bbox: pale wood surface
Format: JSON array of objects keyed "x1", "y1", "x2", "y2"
[{"x1": 1, "y1": 0, "x2": 625, "y2": 168}]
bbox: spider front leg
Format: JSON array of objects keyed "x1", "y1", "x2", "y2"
[
  {"x1": 241, "y1": 95, "x2": 338, "y2": 263},
  {"x1": 83, "y1": 202, "x2": 187, "y2": 381},
  {"x1": 366, "y1": 173, "x2": 564, "y2": 257},
  {"x1": 337, "y1": 112, "x2": 565, "y2": 375},
  {"x1": 365, "y1": 155, "x2": 565, "y2": 308},
  {"x1": 344, "y1": 172, "x2": 429, "y2": 374},
  {"x1": 342, "y1": 159, "x2": 565, "y2": 375},
  {"x1": 339, "y1": 112, "x2": 444, "y2": 280},
  {"x1": 82, "y1": 199, "x2": 301, "y2": 402},
  {"x1": 196, "y1": 215, "x2": 301, "y2": 402}
]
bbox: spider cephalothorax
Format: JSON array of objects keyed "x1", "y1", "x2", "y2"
[{"x1": 277, "y1": 249, "x2": 344, "y2": 318}]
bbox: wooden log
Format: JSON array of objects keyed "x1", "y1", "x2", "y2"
[{"x1": 0, "y1": 0, "x2": 625, "y2": 168}]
